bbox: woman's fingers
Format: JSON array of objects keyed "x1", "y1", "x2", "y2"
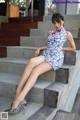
[{"x1": 35, "y1": 49, "x2": 40, "y2": 56}]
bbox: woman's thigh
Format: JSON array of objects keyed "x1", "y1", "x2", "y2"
[
  {"x1": 28, "y1": 55, "x2": 45, "y2": 68},
  {"x1": 32, "y1": 61, "x2": 53, "y2": 76}
]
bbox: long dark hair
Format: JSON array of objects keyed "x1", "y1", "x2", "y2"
[{"x1": 52, "y1": 13, "x2": 64, "y2": 24}]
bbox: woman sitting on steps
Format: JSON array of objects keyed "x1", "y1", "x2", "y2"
[{"x1": 5, "y1": 13, "x2": 76, "y2": 114}]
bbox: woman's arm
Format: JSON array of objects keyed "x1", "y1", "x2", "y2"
[
  {"x1": 62, "y1": 31, "x2": 76, "y2": 51},
  {"x1": 39, "y1": 46, "x2": 47, "y2": 51},
  {"x1": 35, "y1": 46, "x2": 47, "y2": 57}
]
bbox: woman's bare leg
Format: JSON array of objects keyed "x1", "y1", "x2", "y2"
[
  {"x1": 14, "y1": 55, "x2": 45, "y2": 99},
  {"x1": 12, "y1": 62, "x2": 52, "y2": 108}
]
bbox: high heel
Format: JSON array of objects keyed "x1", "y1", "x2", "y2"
[
  {"x1": 4, "y1": 99, "x2": 27, "y2": 114},
  {"x1": 21, "y1": 99, "x2": 27, "y2": 106}
]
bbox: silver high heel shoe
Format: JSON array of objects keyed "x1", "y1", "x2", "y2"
[
  {"x1": 5, "y1": 99, "x2": 27, "y2": 114},
  {"x1": 21, "y1": 99, "x2": 27, "y2": 106}
]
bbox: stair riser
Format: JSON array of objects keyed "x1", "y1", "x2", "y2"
[
  {"x1": 38, "y1": 22, "x2": 54, "y2": 37},
  {"x1": 0, "y1": 82, "x2": 44, "y2": 104},
  {"x1": 64, "y1": 51, "x2": 76, "y2": 65},
  {"x1": 64, "y1": 15, "x2": 80, "y2": 20},
  {"x1": 44, "y1": 82, "x2": 65, "y2": 108},
  {"x1": 7, "y1": 48, "x2": 36, "y2": 59},
  {"x1": 0, "y1": 38, "x2": 20, "y2": 46},
  {"x1": 30, "y1": 87, "x2": 44, "y2": 104},
  {"x1": 55, "y1": 68, "x2": 69, "y2": 84},
  {"x1": 0, "y1": 47, "x2": 7, "y2": 58},
  {"x1": 30, "y1": 28, "x2": 79, "y2": 38},
  {"x1": 20, "y1": 37, "x2": 46, "y2": 47},
  {"x1": 38, "y1": 21, "x2": 80, "y2": 29},
  {"x1": 0, "y1": 82, "x2": 17, "y2": 98},
  {"x1": 1, "y1": 23, "x2": 38, "y2": 30},
  {"x1": 64, "y1": 39, "x2": 80, "y2": 50},
  {"x1": 7, "y1": 47, "x2": 76, "y2": 65},
  {"x1": 64, "y1": 21, "x2": 80, "y2": 28},
  {"x1": 74, "y1": 39, "x2": 80, "y2": 50},
  {"x1": 66, "y1": 29, "x2": 79, "y2": 38},
  {"x1": 30, "y1": 29, "x2": 46, "y2": 37},
  {"x1": 44, "y1": 89, "x2": 58, "y2": 108},
  {"x1": 9, "y1": 16, "x2": 43, "y2": 23},
  {"x1": 20, "y1": 34, "x2": 78, "y2": 48},
  {"x1": 43, "y1": 16, "x2": 52, "y2": 21},
  {"x1": 43, "y1": 15, "x2": 80, "y2": 21},
  {"x1": 0, "y1": 31, "x2": 30, "y2": 37},
  {"x1": 0, "y1": 62, "x2": 55, "y2": 82}
]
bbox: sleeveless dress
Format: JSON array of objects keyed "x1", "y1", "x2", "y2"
[{"x1": 41, "y1": 27, "x2": 67, "y2": 70}]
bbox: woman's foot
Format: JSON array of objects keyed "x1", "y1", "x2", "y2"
[{"x1": 5, "y1": 99, "x2": 27, "y2": 114}]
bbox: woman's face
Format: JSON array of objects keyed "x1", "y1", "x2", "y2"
[{"x1": 53, "y1": 20, "x2": 64, "y2": 30}]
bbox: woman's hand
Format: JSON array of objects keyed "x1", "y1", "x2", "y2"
[{"x1": 35, "y1": 48, "x2": 41, "y2": 57}]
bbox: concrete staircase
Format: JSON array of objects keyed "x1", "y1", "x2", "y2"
[
  {"x1": 72, "y1": 87, "x2": 80, "y2": 113},
  {"x1": 0, "y1": 15, "x2": 80, "y2": 120}
]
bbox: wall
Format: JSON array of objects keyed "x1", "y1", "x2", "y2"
[{"x1": 44, "y1": 0, "x2": 80, "y2": 15}]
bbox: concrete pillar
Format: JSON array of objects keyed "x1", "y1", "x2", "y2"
[
  {"x1": 56, "y1": 4, "x2": 66, "y2": 16},
  {"x1": 67, "y1": 0, "x2": 79, "y2": 14}
]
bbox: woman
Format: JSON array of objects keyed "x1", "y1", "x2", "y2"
[{"x1": 5, "y1": 13, "x2": 76, "y2": 114}]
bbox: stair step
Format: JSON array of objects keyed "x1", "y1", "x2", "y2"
[
  {"x1": 27, "y1": 106, "x2": 54, "y2": 120},
  {"x1": 43, "y1": 15, "x2": 52, "y2": 21},
  {"x1": 30, "y1": 28, "x2": 80, "y2": 38},
  {"x1": 64, "y1": 51, "x2": 76, "y2": 65},
  {"x1": 44, "y1": 82, "x2": 65, "y2": 108},
  {"x1": 72, "y1": 87, "x2": 80, "y2": 113},
  {"x1": 0, "y1": 96, "x2": 42, "y2": 120},
  {"x1": 64, "y1": 15, "x2": 80, "y2": 20},
  {"x1": 39, "y1": 20, "x2": 80, "y2": 29},
  {"x1": 1, "y1": 22, "x2": 38, "y2": 30},
  {"x1": 0, "y1": 73, "x2": 51, "y2": 104},
  {"x1": 20, "y1": 34, "x2": 79, "y2": 50},
  {"x1": 0, "y1": 47, "x2": 7, "y2": 58},
  {"x1": 55, "y1": 65, "x2": 74, "y2": 84},
  {"x1": 0, "y1": 37, "x2": 20, "y2": 46},
  {"x1": 43, "y1": 15, "x2": 80, "y2": 21},
  {"x1": 0, "y1": 57, "x2": 75, "y2": 83},
  {"x1": 30, "y1": 29, "x2": 46, "y2": 37},
  {"x1": 37, "y1": 21, "x2": 80, "y2": 38},
  {"x1": 0, "y1": 29, "x2": 30, "y2": 37},
  {"x1": 20, "y1": 36, "x2": 46, "y2": 47},
  {"x1": 65, "y1": 20, "x2": 80, "y2": 28},
  {"x1": 7, "y1": 46, "x2": 76, "y2": 65},
  {"x1": 53, "y1": 110, "x2": 76, "y2": 120},
  {"x1": 7, "y1": 46, "x2": 38, "y2": 59},
  {"x1": 9, "y1": 16, "x2": 43, "y2": 23},
  {"x1": 66, "y1": 28, "x2": 79, "y2": 38},
  {"x1": 0, "y1": 57, "x2": 55, "y2": 82},
  {"x1": 74, "y1": 39, "x2": 80, "y2": 50}
]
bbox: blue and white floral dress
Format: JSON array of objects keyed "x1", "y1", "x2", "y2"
[{"x1": 42, "y1": 27, "x2": 67, "y2": 70}]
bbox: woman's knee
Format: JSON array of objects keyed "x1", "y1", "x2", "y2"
[
  {"x1": 28, "y1": 58, "x2": 36, "y2": 68},
  {"x1": 32, "y1": 68, "x2": 40, "y2": 77}
]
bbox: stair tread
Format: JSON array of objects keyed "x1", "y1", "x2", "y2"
[
  {"x1": 27, "y1": 106, "x2": 54, "y2": 120},
  {"x1": 7, "y1": 46, "x2": 38, "y2": 50},
  {"x1": 21, "y1": 36, "x2": 46, "y2": 39},
  {"x1": 0, "y1": 57, "x2": 28, "y2": 64},
  {"x1": 0, "y1": 73, "x2": 51, "y2": 89},
  {"x1": 45, "y1": 82, "x2": 66, "y2": 92},
  {"x1": 0, "y1": 57, "x2": 75, "y2": 68},
  {"x1": 0, "y1": 96, "x2": 42, "y2": 120}
]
